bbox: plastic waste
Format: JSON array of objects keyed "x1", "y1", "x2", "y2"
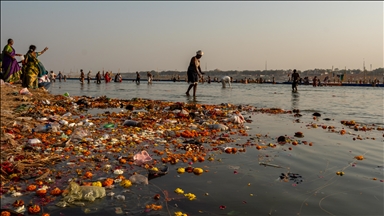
[
  {"x1": 208, "y1": 124, "x2": 228, "y2": 131},
  {"x1": 71, "y1": 128, "x2": 89, "y2": 140},
  {"x1": 115, "y1": 195, "x2": 125, "y2": 201},
  {"x1": 148, "y1": 165, "x2": 169, "y2": 180},
  {"x1": 62, "y1": 112, "x2": 72, "y2": 117},
  {"x1": 59, "y1": 120, "x2": 68, "y2": 125},
  {"x1": 103, "y1": 123, "x2": 115, "y2": 128},
  {"x1": 62, "y1": 182, "x2": 106, "y2": 203},
  {"x1": 19, "y1": 88, "x2": 32, "y2": 96},
  {"x1": 123, "y1": 120, "x2": 142, "y2": 127},
  {"x1": 32, "y1": 123, "x2": 52, "y2": 133},
  {"x1": 228, "y1": 113, "x2": 245, "y2": 124},
  {"x1": 133, "y1": 150, "x2": 152, "y2": 165},
  {"x1": 16, "y1": 117, "x2": 33, "y2": 121},
  {"x1": 50, "y1": 122, "x2": 61, "y2": 132},
  {"x1": 28, "y1": 138, "x2": 42, "y2": 144},
  {"x1": 129, "y1": 174, "x2": 148, "y2": 185}
]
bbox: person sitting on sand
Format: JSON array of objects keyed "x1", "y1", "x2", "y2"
[
  {"x1": 185, "y1": 50, "x2": 204, "y2": 96},
  {"x1": 38, "y1": 73, "x2": 51, "y2": 91}
]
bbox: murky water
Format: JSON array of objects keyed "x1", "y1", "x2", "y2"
[
  {"x1": 1, "y1": 80, "x2": 383, "y2": 216},
  {"x1": 50, "y1": 80, "x2": 383, "y2": 126}
]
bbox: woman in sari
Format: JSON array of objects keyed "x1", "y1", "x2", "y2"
[
  {"x1": 24, "y1": 45, "x2": 49, "y2": 89},
  {"x1": 2, "y1": 39, "x2": 23, "y2": 83}
]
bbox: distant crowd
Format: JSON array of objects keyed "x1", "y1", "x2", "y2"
[{"x1": 1, "y1": 39, "x2": 381, "y2": 94}]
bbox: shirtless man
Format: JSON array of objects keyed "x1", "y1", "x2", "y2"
[{"x1": 291, "y1": 69, "x2": 300, "y2": 92}]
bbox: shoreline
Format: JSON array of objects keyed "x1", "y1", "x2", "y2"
[{"x1": 62, "y1": 78, "x2": 384, "y2": 87}]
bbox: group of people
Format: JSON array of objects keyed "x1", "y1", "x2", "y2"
[
  {"x1": 79, "y1": 70, "x2": 123, "y2": 84},
  {"x1": 1, "y1": 38, "x2": 51, "y2": 91}
]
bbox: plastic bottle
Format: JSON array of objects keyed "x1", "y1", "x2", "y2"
[{"x1": 32, "y1": 123, "x2": 52, "y2": 133}]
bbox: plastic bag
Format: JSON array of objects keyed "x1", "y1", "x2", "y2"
[
  {"x1": 208, "y1": 124, "x2": 228, "y2": 131},
  {"x1": 62, "y1": 182, "x2": 106, "y2": 203},
  {"x1": 133, "y1": 150, "x2": 152, "y2": 165},
  {"x1": 228, "y1": 113, "x2": 245, "y2": 124},
  {"x1": 19, "y1": 88, "x2": 32, "y2": 96},
  {"x1": 129, "y1": 174, "x2": 148, "y2": 185},
  {"x1": 71, "y1": 128, "x2": 89, "y2": 140}
]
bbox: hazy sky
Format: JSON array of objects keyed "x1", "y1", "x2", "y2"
[{"x1": 1, "y1": 1, "x2": 383, "y2": 73}]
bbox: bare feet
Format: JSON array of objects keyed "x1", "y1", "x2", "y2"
[{"x1": 186, "y1": 92, "x2": 190, "y2": 96}]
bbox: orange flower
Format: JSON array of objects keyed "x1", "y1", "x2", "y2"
[
  {"x1": 1, "y1": 211, "x2": 11, "y2": 216},
  {"x1": 102, "y1": 178, "x2": 114, "y2": 187},
  {"x1": 84, "y1": 171, "x2": 93, "y2": 178},
  {"x1": 12, "y1": 199, "x2": 24, "y2": 207},
  {"x1": 28, "y1": 205, "x2": 41, "y2": 214},
  {"x1": 50, "y1": 187, "x2": 62, "y2": 196},
  {"x1": 36, "y1": 189, "x2": 47, "y2": 196},
  {"x1": 26, "y1": 184, "x2": 37, "y2": 191}
]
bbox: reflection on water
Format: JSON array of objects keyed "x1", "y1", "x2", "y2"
[{"x1": 291, "y1": 92, "x2": 300, "y2": 110}]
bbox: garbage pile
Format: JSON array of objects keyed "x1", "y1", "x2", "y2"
[{"x1": 1, "y1": 86, "x2": 378, "y2": 215}]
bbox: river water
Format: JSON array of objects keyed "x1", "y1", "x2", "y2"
[{"x1": 2, "y1": 80, "x2": 383, "y2": 216}]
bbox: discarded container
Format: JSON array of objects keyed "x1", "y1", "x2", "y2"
[
  {"x1": 103, "y1": 123, "x2": 115, "y2": 128},
  {"x1": 129, "y1": 174, "x2": 148, "y2": 185},
  {"x1": 123, "y1": 120, "x2": 142, "y2": 127},
  {"x1": 32, "y1": 123, "x2": 52, "y2": 133}
]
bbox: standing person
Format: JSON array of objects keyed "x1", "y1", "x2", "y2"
[
  {"x1": 96, "y1": 71, "x2": 101, "y2": 84},
  {"x1": 50, "y1": 71, "x2": 56, "y2": 82},
  {"x1": 185, "y1": 50, "x2": 204, "y2": 96},
  {"x1": 291, "y1": 69, "x2": 300, "y2": 92},
  {"x1": 1, "y1": 38, "x2": 23, "y2": 83},
  {"x1": 135, "y1": 71, "x2": 140, "y2": 84},
  {"x1": 118, "y1": 73, "x2": 122, "y2": 82},
  {"x1": 24, "y1": 45, "x2": 49, "y2": 89},
  {"x1": 105, "y1": 71, "x2": 111, "y2": 83},
  {"x1": 57, "y1": 71, "x2": 63, "y2": 82},
  {"x1": 147, "y1": 71, "x2": 152, "y2": 84},
  {"x1": 312, "y1": 76, "x2": 317, "y2": 87},
  {"x1": 80, "y1": 69, "x2": 85, "y2": 84},
  {"x1": 87, "y1": 70, "x2": 91, "y2": 84},
  {"x1": 63, "y1": 74, "x2": 67, "y2": 82}
]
